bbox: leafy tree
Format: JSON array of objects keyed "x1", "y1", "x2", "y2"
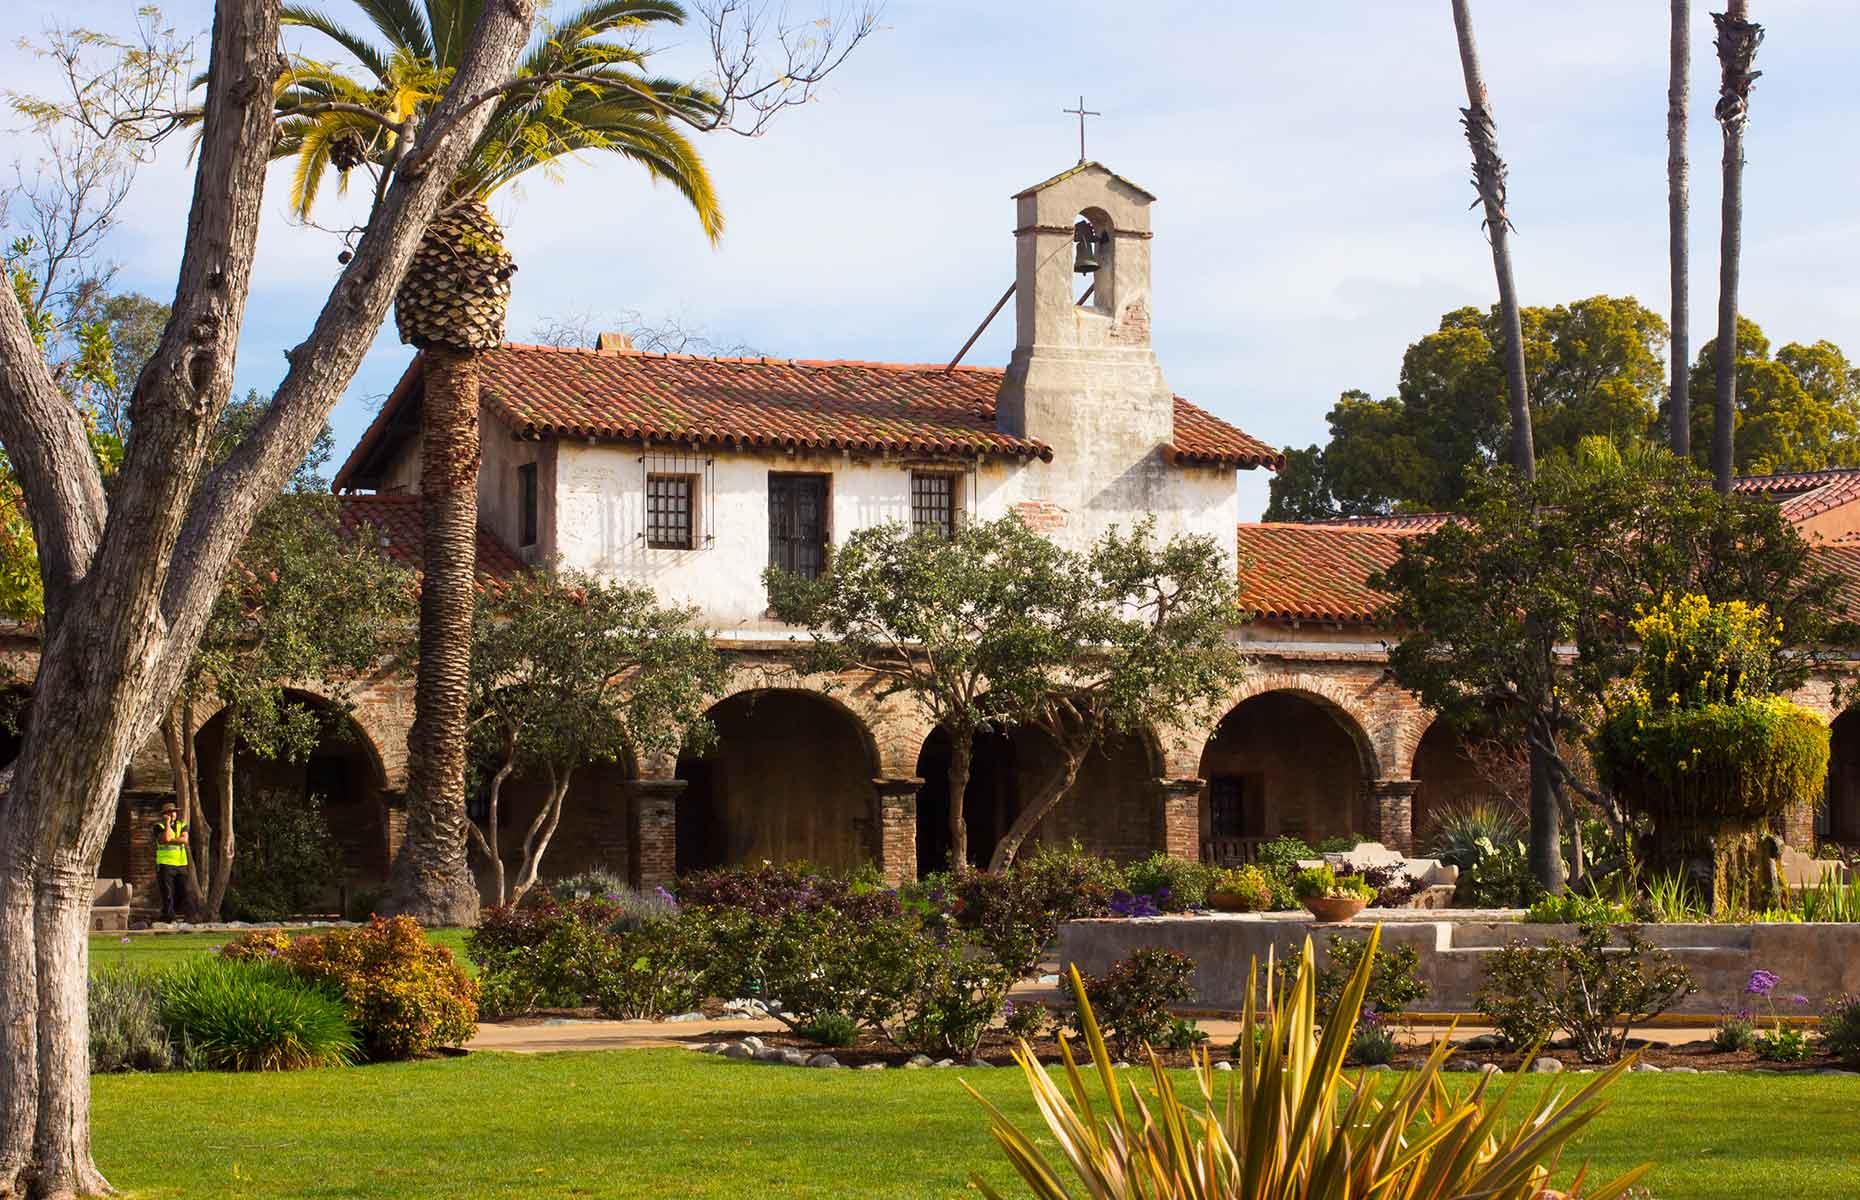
[
  {"x1": 1372, "y1": 445, "x2": 1850, "y2": 891},
  {"x1": 1685, "y1": 318, "x2": 1860, "y2": 474},
  {"x1": 985, "y1": 522, "x2": 1246, "y2": 871},
  {"x1": 162, "y1": 491, "x2": 415, "y2": 921},
  {"x1": 765, "y1": 516, "x2": 1078, "y2": 869},
  {"x1": 1265, "y1": 297, "x2": 1670, "y2": 520},
  {"x1": 466, "y1": 568, "x2": 722, "y2": 905}
]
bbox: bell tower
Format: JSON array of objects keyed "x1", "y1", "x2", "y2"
[{"x1": 995, "y1": 162, "x2": 1175, "y2": 466}]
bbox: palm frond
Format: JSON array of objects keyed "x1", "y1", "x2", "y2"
[
  {"x1": 350, "y1": 0, "x2": 435, "y2": 60},
  {"x1": 281, "y1": 4, "x2": 393, "y2": 82},
  {"x1": 426, "y1": 0, "x2": 487, "y2": 68}
]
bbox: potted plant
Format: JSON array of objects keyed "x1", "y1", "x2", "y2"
[{"x1": 1294, "y1": 865, "x2": 1374, "y2": 922}]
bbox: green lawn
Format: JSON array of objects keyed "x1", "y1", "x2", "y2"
[
  {"x1": 93, "y1": 1048, "x2": 1860, "y2": 1199},
  {"x1": 89, "y1": 928, "x2": 472, "y2": 974}
]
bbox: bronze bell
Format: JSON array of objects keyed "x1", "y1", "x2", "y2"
[{"x1": 1072, "y1": 219, "x2": 1105, "y2": 274}]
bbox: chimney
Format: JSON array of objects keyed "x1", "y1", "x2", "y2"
[{"x1": 596, "y1": 331, "x2": 635, "y2": 352}]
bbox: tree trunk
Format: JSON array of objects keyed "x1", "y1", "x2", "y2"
[
  {"x1": 30, "y1": 853, "x2": 109, "y2": 1199},
  {"x1": 1669, "y1": 0, "x2": 1692, "y2": 458},
  {"x1": 389, "y1": 346, "x2": 484, "y2": 927},
  {"x1": 1711, "y1": 0, "x2": 1761, "y2": 493},
  {"x1": 203, "y1": 729, "x2": 236, "y2": 921},
  {"x1": 946, "y1": 727, "x2": 974, "y2": 869},
  {"x1": 0, "y1": 857, "x2": 39, "y2": 1195},
  {"x1": 465, "y1": 744, "x2": 516, "y2": 907},
  {"x1": 1527, "y1": 732, "x2": 1566, "y2": 894},
  {"x1": 987, "y1": 751, "x2": 1084, "y2": 874},
  {"x1": 1451, "y1": 0, "x2": 1535, "y2": 479},
  {"x1": 511, "y1": 763, "x2": 572, "y2": 905}
]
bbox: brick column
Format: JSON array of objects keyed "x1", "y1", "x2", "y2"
[
  {"x1": 1368, "y1": 779, "x2": 1418, "y2": 855},
  {"x1": 627, "y1": 780, "x2": 686, "y2": 890},
  {"x1": 122, "y1": 794, "x2": 166, "y2": 915},
  {"x1": 1157, "y1": 779, "x2": 1204, "y2": 861},
  {"x1": 381, "y1": 791, "x2": 408, "y2": 867},
  {"x1": 873, "y1": 777, "x2": 922, "y2": 886},
  {"x1": 1776, "y1": 796, "x2": 1816, "y2": 850}
]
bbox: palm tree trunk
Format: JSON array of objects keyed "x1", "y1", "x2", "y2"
[
  {"x1": 389, "y1": 346, "x2": 484, "y2": 927},
  {"x1": 1711, "y1": 1, "x2": 1763, "y2": 493},
  {"x1": 1451, "y1": 0, "x2": 1534, "y2": 479},
  {"x1": 1669, "y1": 0, "x2": 1692, "y2": 458}
]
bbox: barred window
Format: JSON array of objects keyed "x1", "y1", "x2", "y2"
[
  {"x1": 646, "y1": 474, "x2": 696, "y2": 549},
  {"x1": 517, "y1": 463, "x2": 538, "y2": 547},
  {"x1": 911, "y1": 472, "x2": 958, "y2": 538}
]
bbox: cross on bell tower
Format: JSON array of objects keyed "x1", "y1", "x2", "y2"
[{"x1": 1062, "y1": 95, "x2": 1100, "y2": 164}]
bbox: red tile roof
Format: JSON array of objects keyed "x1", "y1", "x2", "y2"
[
  {"x1": 1310, "y1": 512, "x2": 1457, "y2": 534},
  {"x1": 334, "y1": 344, "x2": 1279, "y2": 488},
  {"x1": 1236, "y1": 523, "x2": 1417, "y2": 625},
  {"x1": 337, "y1": 494, "x2": 524, "y2": 583}
]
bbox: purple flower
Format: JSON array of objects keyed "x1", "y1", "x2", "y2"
[
  {"x1": 1791, "y1": 994, "x2": 1811, "y2": 1007},
  {"x1": 1745, "y1": 969, "x2": 1779, "y2": 997},
  {"x1": 1108, "y1": 890, "x2": 1162, "y2": 918},
  {"x1": 653, "y1": 884, "x2": 679, "y2": 908},
  {"x1": 1000, "y1": 1000, "x2": 1016, "y2": 1018}
]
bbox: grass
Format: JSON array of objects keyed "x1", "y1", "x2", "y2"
[
  {"x1": 89, "y1": 928, "x2": 473, "y2": 974},
  {"x1": 93, "y1": 1048, "x2": 1860, "y2": 1199}
]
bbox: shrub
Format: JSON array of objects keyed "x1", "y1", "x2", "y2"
[
  {"x1": 550, "y1": 866, "x2": 633, "y2": 902},
  {"x1": 267, "y1": 916, "x2": 478, "y2": 1060},
  {"x1": 1474, "y1": 924, "x2": 1694, "y2": 1061},
  {"x1": 1347, "y1": 1010, "x2": 1398, "y2": 1066},
  {"x1": 588, "y1": 917, "x2": 708, "y2": 1020},
  {"x1": 1315, "y1": 833, "x2": 1364, "y2": 853},
  {"x1": 978, "y1": 929, "x2": 1650, "y2": 1200},
  {"x1": 1346, "y1": 860, "x2": 1419, "y2": 908},
  {"x1": 1255, "y1": 835, "x2": 1316, "y2": 872},
  {"x1": 1277, "y1": 933, "x2": 1426, "y2": 1024},
  {"x1": 1754, "y1": 1026, "x2": 1812, "y2": 1062},
  {"x1": 1643, "y1": 871, "x2": 1705, "y2": 922},
  {"x1": 90, "y1": 968, "x2": 172, "y2": 1073},
  {"x1": 222, "y1": 784, "x2": 342, "y2": 921},
  {"x1": 344, "y1": 885, "x2": 387, "y2": 922},
  {"x1": 796, "y1": 1012, "x2": 860, "y2": 1047},
  {"x1": 1453, "y1": 837, "x2": 1541, "y2": 908},
  {"x1": 1123, "y1": 853, "x2": 1213, "y2": 911},
  {"x1": 885, "y1": 932, "x2": 1011, "y2": 1060},
  {"x1": 1422, "y1": 800, "x2": 1527, "y2": 870},
  {"x1": 1711, "y1": 1010, "x2": 1756, "y2": 1052},
  {"x1": 1001, "y1": 999, "x2": 1049, "y2": 1041},
  {"x1": 1332, "y1": 874, "x2": 1375, "y2": 901},
  {"x1": 1796, "y1": 871, "x2": 1860, "y2": 923},
  {"x1": 1069, "y1": 947, "x2": 1197, "y2": 1061},
  {"x1": 156, "y1": 959, "x2": 357, "y2": 1071},
  {"x1": 1207, "y1": 865, "x2": 1275, "y2": 911},
  {"x1": 1525, "y1": 893, "x2": 1632, "y2": 926},
  {"x1": 1819, "y1": 995, "x2": 1860, "y2": 1064},
  {"x1": 676, "y1": 861, "x2": 901, "y2": 922},
  {"x1": 935, "y1": 847, "x2": 1116, "y2": 979}
]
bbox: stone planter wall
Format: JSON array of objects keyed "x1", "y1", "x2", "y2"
[{"x1": 1056, "y1": 912, "x2": 1860, "y2": 1016}]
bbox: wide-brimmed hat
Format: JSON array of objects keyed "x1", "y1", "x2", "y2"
[{"x1": 160, "y1": 800, "x2": 178, "y2": 812}]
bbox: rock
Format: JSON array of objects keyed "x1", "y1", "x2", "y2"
[
  {"x1": 903, "y1": 1054, "x2": 933, "y2": 1069},
  {"x1": 1460, "y1": 1034, "x2": 1504, "y2": 1051},
  {"x1": 1529, "y1": 1057, "x2": 1564, "y2": 1073},
  {"x1": 1479, "y1": 1063, "x2": 1504, "y2": 1076},
  {"x1": 779, "y1": 1049, "x2": 810, "y2": 1067},
  {"x1": 1112, "y1": 1061, "x2": 1130, "y2": 1070},
  {"x1": 933, "y1": 1058, "x2": 956, "y2": 1069},
  {"x1": 741, "y1": 1036, "x2": 766, "y2": 1054},
  {"x1": 1446, "y1": 1059, "x2": 1480, "y2": 1072},
  {"x1": 1664, "y1": 1066, "x2": 1699, "y2": 1074},
  {"x1": 1364, "y1": 1063, "x2": 1392, "y2": 1072},
  {"x1": 666, "y1": 1012, "x2": 707, "y2": 1023},
  {"x1": 1212, "y1": 1060, "x2": 1234, "y2": 1071},
  {"x1": 964, "y1": 1058, "x2": 992, "y2": 1068},
  {"x1": 720, "y1": 1042, "x2": 753, "y2": 1060},
  {"x1": 1631, "y1": 1062, "x2": 1662, "y2": 1073},
  {"x1": 807, "y1": 1054, "x2": 841, "y2": 1069},
  {"x1": 753, "y1": 1046, "x2": 788, "y2": 1063},
  {"x1": 1038, "y1": 974, "x2": 1061, "y2": 985},
  {"x1": 857, "y1": 1062, "x2": 886, "y2": 1071}
]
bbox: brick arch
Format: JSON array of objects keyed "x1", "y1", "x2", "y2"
[{"x1": 1190, "y1": 672, "x2": 1390, "y2": 781}]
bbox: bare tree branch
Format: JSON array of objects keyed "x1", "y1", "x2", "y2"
[
  {"x1": 531, "y1": 308, "x2": 765, "y2": 356},
  {"x1": 693, "y1": 0, "x2": 883, "y2": 137}
]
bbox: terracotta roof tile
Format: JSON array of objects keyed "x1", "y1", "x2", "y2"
[
  {"x1": 337, "y1": 494, "x2": 523, "y2": 583},
  {"x1": 1310, "y1": 512, "x2": 1457, "y2": 534},
  {"x1": 335, "y1": 344, "x2": 1280, "y2": 487},
  {"x1": 1237, "y1": 523, "x2": 1418, "y2": 625}
]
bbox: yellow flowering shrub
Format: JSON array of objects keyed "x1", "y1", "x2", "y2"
[{"x1": 1628, "y1": 592, "x2": 1780, "y2": 711}]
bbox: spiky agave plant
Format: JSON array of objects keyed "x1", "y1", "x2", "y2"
[{"x1": 968, "y1": 926, "x2": 1651, "y2": 1200}]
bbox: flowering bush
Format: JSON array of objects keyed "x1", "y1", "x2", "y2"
[
  {"x1": 926, "y1": 846, "x2": 1117, "y2": 978},
  {"x1": 1107, "y1": 890, "x2": 1163, "y2": 918},
  {"x1": 1474, "y1": 924, "x2": 1693, "y2": 1061},
  {"x1": 1123, "y1": 852, "x2": 1214, "y2": 911},
  {"x1": 1347, "y1": 1009, "x2": 1398, "y2": 1066},
  {"x1": 1711, "y1": 1009, "x2": 1756, "y2": 1052},
  {"x1": 255, "y1": 916, "x2": 478, "y2": 1061},
  {"x1": 1002, "y1": 998, "x2": 1050, "y2": 1041},
  {"x1": 1743, "y1": 968, "x2": 1816, "y2": 1062},
  {"x1": 676, "y1": 861, "x2": 900, "y2": 922},
  {"x1": 1207, "y1": 864, "x2": 1277, "y2": 911}
]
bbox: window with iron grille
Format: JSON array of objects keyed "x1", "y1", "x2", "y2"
[
  {"x1": 517, "y1": 462, "x2": 538, "y2": 547},
  {"x1": 646, "y1": 474, "x2": 696, "y2": 549},
  {"x1": 911, "y1": 471, "x2": 959, "y2": 538},
  {"x1": 1209, "y1": 775, "x2": 1265, "y2": 839}
]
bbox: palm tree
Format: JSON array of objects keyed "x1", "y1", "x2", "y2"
[
  {"x1": 1710, "y1": 1, "x2": 1763, "y2": 494},
  {"x1": 279, "y1": 0, "x2": 725, "y2": 924},
  {"x1": 1668, "y1": 0, "x2": 1691, "y2": 458},
  {"x1": 1449, "y1": 0, "x2": 1557, "y2": 892}
]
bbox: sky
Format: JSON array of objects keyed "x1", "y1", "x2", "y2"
[{"x1": 4, "y1": 1, "x2": 1857, "y2": 520}]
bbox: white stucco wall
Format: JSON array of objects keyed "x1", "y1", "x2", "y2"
[{"x1": 545, "y1": 438, "x2": 1241, "y2": 636}]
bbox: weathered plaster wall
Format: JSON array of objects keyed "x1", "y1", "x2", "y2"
[{"x1": 477, "y1": 418, "x2": 547, "y2": 564}]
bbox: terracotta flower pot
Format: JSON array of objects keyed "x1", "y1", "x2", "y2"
[
  {"x1": 1207, "y1": 889, "x2": 1254, "y2": 913},
  {"x1": 1302, "y1": 896, "x2": 1369, "y2": 923}
]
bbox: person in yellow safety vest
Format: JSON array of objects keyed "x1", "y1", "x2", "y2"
[{"x1": 154, "y1": 799, "x2": 190, "y2": 923}]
